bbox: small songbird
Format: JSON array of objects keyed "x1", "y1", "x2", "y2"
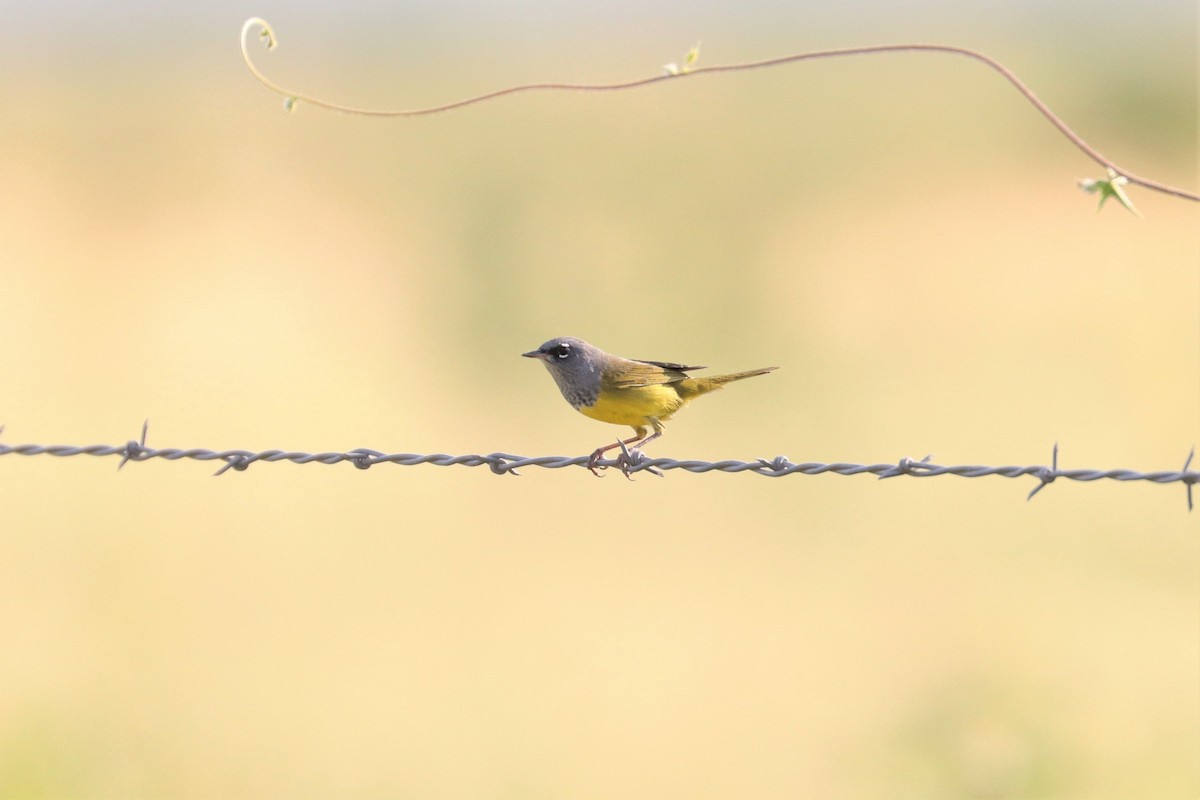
[{"x1": 522, "y1": 336, "x2": 777, "y2": 474}]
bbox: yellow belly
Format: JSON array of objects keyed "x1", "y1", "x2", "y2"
[{"x1": 578, "y1": 384, "x2": 685, "y2": 428}]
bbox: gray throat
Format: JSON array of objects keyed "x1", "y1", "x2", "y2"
[{"x1": 547, "y1": 367, "x2": 599, "y2": 409}]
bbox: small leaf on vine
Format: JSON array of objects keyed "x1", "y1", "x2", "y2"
[{"x1": 1079, "y1": 168, "x2": 1140, "y2": 217}]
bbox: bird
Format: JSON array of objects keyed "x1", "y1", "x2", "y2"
[{"x1": 522, "y1": 336, "x2": 777, "y2": 475}]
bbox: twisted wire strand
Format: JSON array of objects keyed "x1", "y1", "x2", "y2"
[{"x1": 0, "y1": 425, "x2": 1194, "y2": 509}]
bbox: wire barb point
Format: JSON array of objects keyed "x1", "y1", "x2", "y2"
[
  {"x1": 1183, "y1": 447, "x2": 1196, "y2": 512},
  {"x1": 488, "y1": 456, "x2": 520, "y2": 476},
  {"x1": 118, "y1": 419, "x2": 150, "y2": 471},
  {"x1": 214, "y1": 454, "x2": 252, "y2": 476},
  {"x1": 757, "y1": 455, "x2": 794, "y2": 475},
  {"x1": 880, "y1": 454, "x2": 934, "y2": 479},
  {"x1": 614, "y1": 439, "x2": 662, "y2": 479},
  {"x1": 1026, "y1": 443, "x2": 1060, "y2": 501}
]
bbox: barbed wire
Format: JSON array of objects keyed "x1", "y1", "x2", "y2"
[{"x1": 0, "y1": 423, "x2": 1195, "y2": 510}]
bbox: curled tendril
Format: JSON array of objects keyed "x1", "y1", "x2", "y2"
[{"x1": 237, "y1": 17, "x2": 1198, "y2": 202}]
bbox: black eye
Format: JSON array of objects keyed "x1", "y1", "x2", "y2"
[{"x1": 550, "y1": 343, "x2": 571, "y2": 359}]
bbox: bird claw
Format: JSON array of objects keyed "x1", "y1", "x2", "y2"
[{"x1": 587, "y1": 447, "x2": 608, "y2": 477}]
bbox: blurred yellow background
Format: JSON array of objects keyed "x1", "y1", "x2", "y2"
[{"x1": 0, "y1": 1, "x2": 1196, "y2": 797}]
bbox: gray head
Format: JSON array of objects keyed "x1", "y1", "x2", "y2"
[{"x1": 521, "y1": 336, "x2": 606, "y2": 408}]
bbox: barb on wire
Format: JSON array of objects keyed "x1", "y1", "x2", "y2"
[
  {"x1": 118, "y1": 419, "x2": 150, "y2": 470},
  {"x1": 239, "y1": 17, "x2": 1198, "y2": 203},
  {"x1": 1, "y1": 423, "x2": 1196, "y2": 510},
  {"x1": 1026, "y1": 442, "x2": 1059, "y2": 500}
]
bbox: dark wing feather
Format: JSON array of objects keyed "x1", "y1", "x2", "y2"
[
  {"x1": 634, "y1": 358, "x2": 706, "y2": 372},
  {"x1": 602, "y1": 358, "x2": 704, "y2": 389}
]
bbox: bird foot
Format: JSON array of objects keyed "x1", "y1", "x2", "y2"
[{"x1": 587, "y1": 446, "x2": 609, "y2": 476}]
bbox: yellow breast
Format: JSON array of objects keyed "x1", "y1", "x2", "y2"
[{"x1": 578, "y1": 384, "x2": 685, "y2": 427}]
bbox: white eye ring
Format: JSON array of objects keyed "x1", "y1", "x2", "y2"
[{"x1": 556, "y1": 344, "x2": 571, "y2": 359}]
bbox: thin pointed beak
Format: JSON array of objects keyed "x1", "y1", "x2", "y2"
[{"x1": 522, "y1": 349, "x2": 548, "y2": 359}]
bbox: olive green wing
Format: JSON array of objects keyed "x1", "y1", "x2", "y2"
[{"x1": 602, "y1": 358, "x2": 705, "y2": 389}]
